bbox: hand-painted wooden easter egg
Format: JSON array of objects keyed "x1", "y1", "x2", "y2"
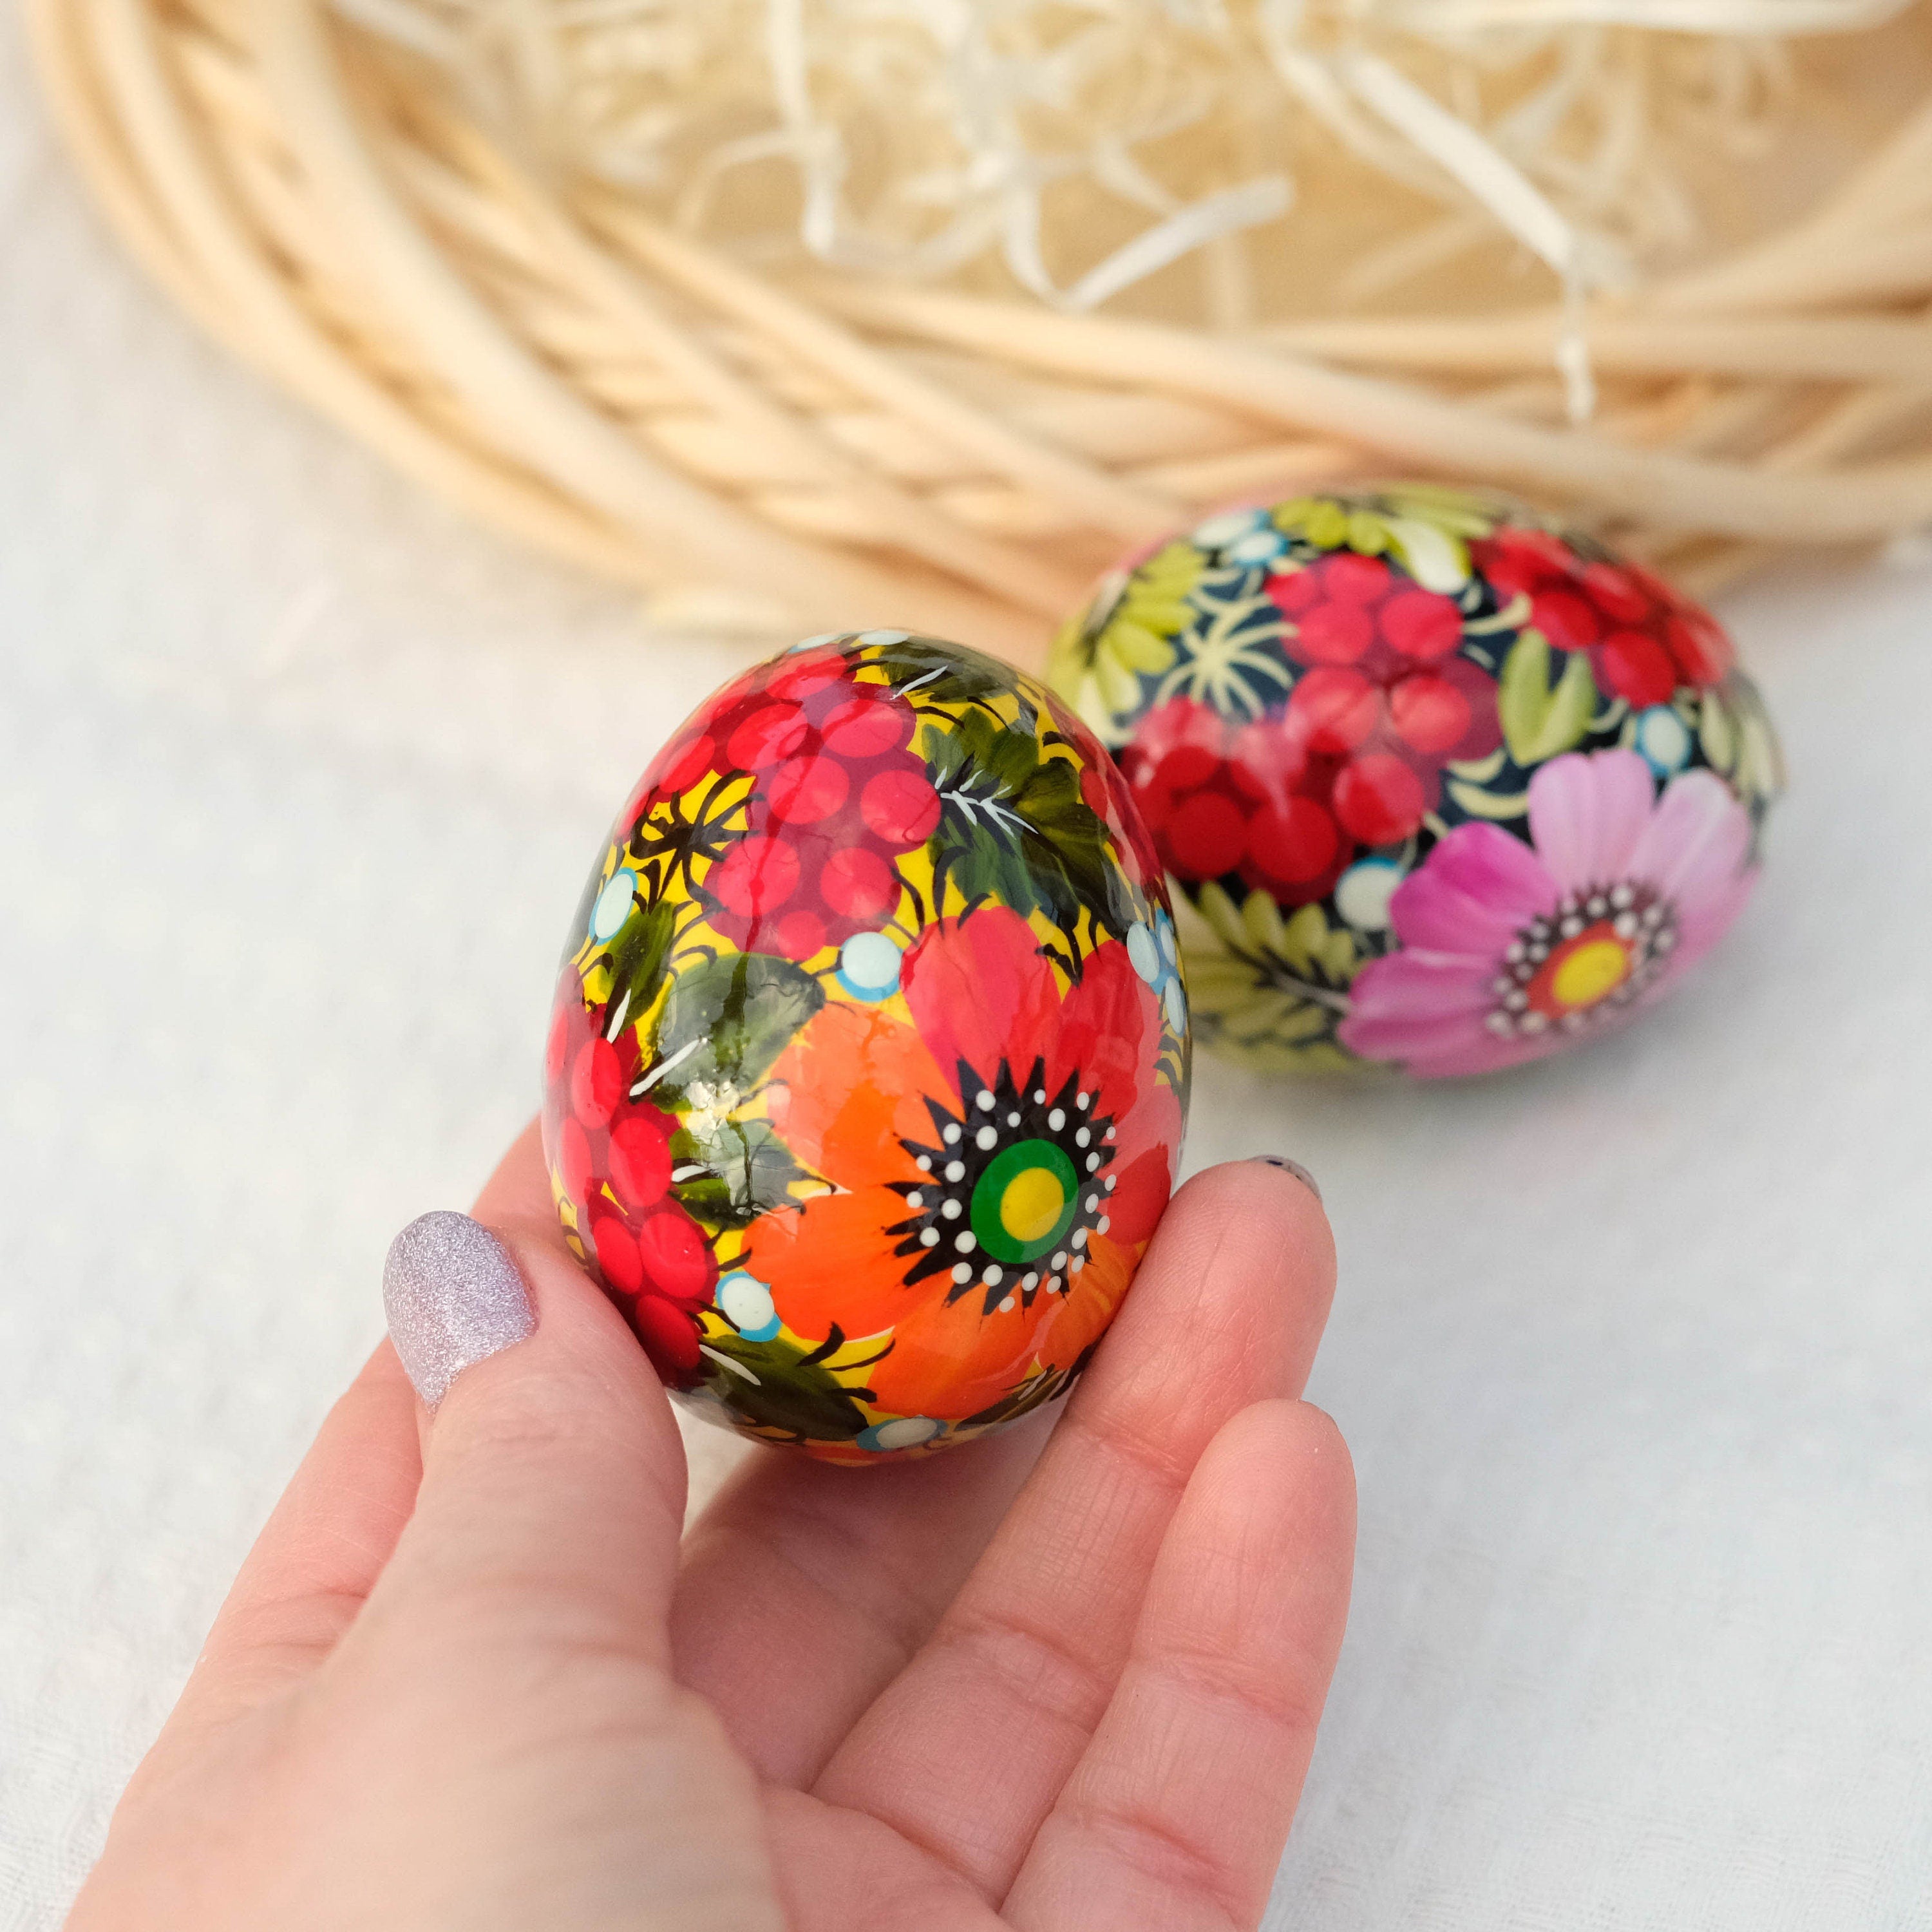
[
  {"x1": 542, "y1": 631, "x2": 1188, "y2": 1460},
  {"x1": 1050, "y1": 487, "x2": 1782, "y2": 1077}
]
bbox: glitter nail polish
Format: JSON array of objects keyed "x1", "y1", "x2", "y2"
[
  {"x1": 1249, "y1": 1155, "x2": 1321, "y2": 1203},
  {"x1": 383, "y1": 1211, "x2": 535, "y2": 1406}
]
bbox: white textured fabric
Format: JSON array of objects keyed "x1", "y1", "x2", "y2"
[{"x1": 2, "y1": 17, "x2": 1929, "y2": 1927}]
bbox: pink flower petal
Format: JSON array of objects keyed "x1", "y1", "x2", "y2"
[
  {"x1": 1665, "y1": 865, "x2": 1759, "y2": 976},
  {"x1": 1625, "y1": 768, "x2": 1752, "y2": 912},
  {"x1": 1526, "y1": 748, "x2": 1657, "y2": 895},
  {"x1": 1387, "y1": 822, "x2": 1558, "y2": 958},
  {"x1": 1338, "y1": 947, "x2": 1496, "y2": 1050}
]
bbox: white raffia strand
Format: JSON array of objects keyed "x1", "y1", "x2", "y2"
[{"x1": 24, "y1": 0, "x2": 1932, "y2": 662}]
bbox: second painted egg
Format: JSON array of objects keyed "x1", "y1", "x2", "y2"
[
  {"x1": 542, "y1": 632, "x2": 1188, "y2": 1460},
  {"x1": 1050, "y1": 486, "x2": 1783, "y2": 1077}
]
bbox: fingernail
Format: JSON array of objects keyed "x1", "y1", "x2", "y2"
[
  {"x1": 383, "y1": 1211, "x2": 534, "y2": 1406},
  {"x1": 1249, "y1": 1155, "x2": 1321, "y2": 1203}
]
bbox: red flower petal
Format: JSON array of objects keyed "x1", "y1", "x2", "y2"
[
  {"x1": 1166, "y1": 791, "x2": 1248, "y2": 878},
  {"x1": 636, "y1": 1206, "x2": 717, "y2": 1305},
  {"x1": 902, "y1": 906, "x2": 1061, "y2": 1095},
  {"x1": 1533, "y1": 588, "x2": 1603, "y2": 652}
]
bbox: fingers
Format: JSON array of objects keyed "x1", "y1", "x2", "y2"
[
  {"x1": 356, "y1": 1121, "x2": 689, "y2": 1673},
  {"x1": 180, "y1": 1341, "x2": 421, "y2": 1726},
  {"x1": 1005, "y1": 1399, "x2": 1356, "y2": 1932},
  {"x1": 673, "y1": 1405, "x2": 1054, "y2": 1787},
  {"x1": 813, "y1": 1159, "x2": 1335, "y2": 1899}
]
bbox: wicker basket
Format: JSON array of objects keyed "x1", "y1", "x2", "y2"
[{"x1": 28, "y1": 0, "x2": 1932, "y2": 665}]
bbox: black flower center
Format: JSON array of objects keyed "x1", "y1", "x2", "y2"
[{"x1": 890, "y1": 1059, "x2": 1118, "y2": 1317}]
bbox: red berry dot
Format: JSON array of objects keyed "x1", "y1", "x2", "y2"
[
  {"x1": 636, "y1": 1208, "x2": 716, "y2": 1304},
  {"x1": 764, "y1": 652, "x2": 849, "y2": 701},
  {"x1": 1293, "y1": 600, "x2": 1376, "y2": 665},
  {"x1": 591, "y1": 1215, "x2": 643, "y2": 1295},
  {"x1": 1597, "y1": 630, "x2": 1678, "y2": 709},
  {"x1": 1380, "y1": 589, "x2": 1462, "y2": 661},
  {"x1": 726, "y1": 701, "x2": 812, "y2": 770},
  {"x1": 1665, "y1": 610, "x2": 1735, "y2": 687},
  {"x1": 822, "y1": 846, "x2": 900, "y2": 921},
  {"x1": 771, "y1": 908, "x2": 828, "y2": 959},
  {"x1": 1320, "y1": 552, "x2": 1392, "y2": 603},
  {"x1": 768, "y1": 753, "x2": 850, "y2": 825},
  {"x1": 821, "y1": 693, "x2": 913, "y2": 757},
  {"x1": 1153, "y1": 743, "x2": 1219, "y2": 791},
  {"x1": 630, "y1": 1293, "x2": 703, "y2": 1378},
  {"x1": 1332, "y1": 753, "x2": 1427, "y2": 846},
  {"x1": 860, "y1": 768, "x2": 941, "y2": 846},
  {"x1": 558, "y1": 1115, "x2": 594, "y2": 1206},
  {"x1": 544, "y1": 1007, "x2": 571, "y2": 1084},
  {"x1": 656, "y1": 732, "x2": 715, "y2": 795},
  {"x1": 571, "y1": 1036, "x2": 625, "y2": 1128},
  {"x1": 1580, "y1": 562, "x2": 1652, "y2": 625},
  {"x1": 1165, "y1": 790, "x2": 1248, "y2": 879},
  {"x1": 1287, "y1": 667, "x2": 1378, "y2": 753},
  {"x1": 1267, "y1": 565, "x2": 1326, "y2": 613},
  {"x1": 1532, "y1": 589, "x2": 1603, "y2": 654},
  {"x1": 708, "y1": 835, "x2": 800, "y2": 916},
  {"x1": 1247, "y1": 796, "x2": 1339, "y2": 887},
  {"x1": 609, "y1": 1114, "x2": 672, "y2": 1211},
  {"x1": 1387, "y1": 672, "x2": 1473, "y2": 755}
]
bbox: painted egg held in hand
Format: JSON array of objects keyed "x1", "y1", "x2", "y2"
[
  {"x1": 1049, "y1": 487, "x2": 1783, "y2": 1078},
  {"x1": 543, "y1": 632, "x2": 1189, "y2": 1460}
]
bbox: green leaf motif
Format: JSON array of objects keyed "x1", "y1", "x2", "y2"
[
  {"x1": 605, "y1": 896, "x2": 676, "y2": 1019},
  {"x1": 652, "y1": 952, "x2": 826, "y2": 1106},
  {"x1": 873, "y1": 635, "x2": 1025, "y2": 718},
  {"x1": 671, "y1": 1116, "x2": 807, "y2": 1229},
  {"x1": 700, "y1": 1328, "x2": 875, "y2": 1443},
  {"x1": 1497, "y1": 628, "x2": 1598, "y2": 766},
  {"x1": 922, "y1": 711, "x2": 1128, "y2": 939}
]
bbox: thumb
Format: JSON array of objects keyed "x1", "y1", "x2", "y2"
[{"x1": 370, "y1": 1121, "x2": 689, "y2": 1668}]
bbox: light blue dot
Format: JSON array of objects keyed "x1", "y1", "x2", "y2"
[
  {"x1": 859, "y1": 1416, "x2": 944, "y2": 1453},
  {"x1": 591, "y1": 869, "x2": 637, "y2": 941},
  {"x1": 1335, "y1": 858, "x2": 1403, "y2": 932},
  {"x1": 837, "y1": 929, "x2": 903, "y2": 1001},
  {"x1": 791, "y1": 630, "x2": 846, "y2": 652},
  {"x1": 1634, "y1": 705, "x2": 1692, "y2": 776},
  {"x1": 1126, "y1": 921, "x2": 1162, "y2": 986},
  {"x1": 1228, "y1": 529, "x2": 1288, "y2": 565},
  {"x1": 716, "y1": 1271, "x2": 781, "y2": 1342},
  {"x1": 1193, "y1": 507, "x2": 1266, "y2": 548},
  {"x1": 1164, "y1": 974, "x2": 1189, "y2": 1034},
  {"x1": 1155, "y1": 911, "x2": 1179, "y2": 970},
  {"x1": 857, "y1": 628, "x2": 910, "y2": 647}
]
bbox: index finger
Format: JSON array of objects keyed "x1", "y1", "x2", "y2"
[{"x1": 809, "y1": 1158, "x2": 1336, "y2": 1899}]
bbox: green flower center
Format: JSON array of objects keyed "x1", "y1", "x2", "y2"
[{"x1": 971, "y1": 1140, "x2": 1078, "y2": 1264}]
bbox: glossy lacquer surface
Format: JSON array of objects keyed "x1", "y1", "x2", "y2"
[
  {"x1": 542, "y1": 632, "x2": 1188, "y2": 1459},
  {"x1": 1050, "y1": 488, "x2": 1783, "y2": 1077}
]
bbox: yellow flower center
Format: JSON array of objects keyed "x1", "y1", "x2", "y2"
[
  {"x1": 1548, "y1": 936, "x2": 1631, "y2": 1010},
  {"x1": 1001, "y1": 1165, "x2": 1068, "y2": 1246}
]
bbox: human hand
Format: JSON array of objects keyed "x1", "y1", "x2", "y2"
[{"x1": 68, "y1": 1127, "x2": 1352, "y2": 1932}]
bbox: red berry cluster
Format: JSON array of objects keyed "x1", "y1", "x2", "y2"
[
  {"x1": 649, "y1": 646, "x2": 940, "y2": 962},
  {"x1": 1473, "y1": 524, "x2": 1735, "y2": 709},
  {"x1": 544, "y1": 979, "x2": 717, "y2": 1385},
  {"x1": 1122, "y1": 551, "x2": 1499, "y2": 906}
]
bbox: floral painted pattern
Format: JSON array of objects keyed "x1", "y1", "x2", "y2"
[
  {"x1": 1050, "y1": 486, "x2": 1782, "y2": 1077},
  {"x1": 543, "y1": 632, "x2": 1187, "y2": 1459}
]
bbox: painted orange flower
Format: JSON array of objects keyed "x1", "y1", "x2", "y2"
[{"x1": 741, "y1": 905, "x2": 1180, "y2": 1423}]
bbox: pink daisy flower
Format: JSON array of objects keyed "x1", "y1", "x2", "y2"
[{"x1": 1338, "y1": 748, "x2": 1757, "y2": 1077}]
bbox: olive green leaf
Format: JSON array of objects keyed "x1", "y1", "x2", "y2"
[
  {"x1": 670, "y1": 1116, "x2": 807, "y2": 1229},
  {"x1": 1497, "y1": 627, "x2": 1598, "y2": 766},
  {"x1": 873, "y1": 634, "x2": 1022, "y2": 715},
  {"x1": 699, "y1": 1326, "x2": 875, "y2": 1443},
  {"x1": 922, "y1": 711, "x2": 1128, "y2": 938},
  {"x1": 649, "y1": 952, "x2": 826, "y2": 1107}
]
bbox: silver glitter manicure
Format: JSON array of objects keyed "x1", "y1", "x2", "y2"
[
  {"x1": 383, "y1": 1211, "x2": 535, "y2": 1406},
  {"x1": 1249, "y1": 1155, "x2": 1322, "y2": 1203}
]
